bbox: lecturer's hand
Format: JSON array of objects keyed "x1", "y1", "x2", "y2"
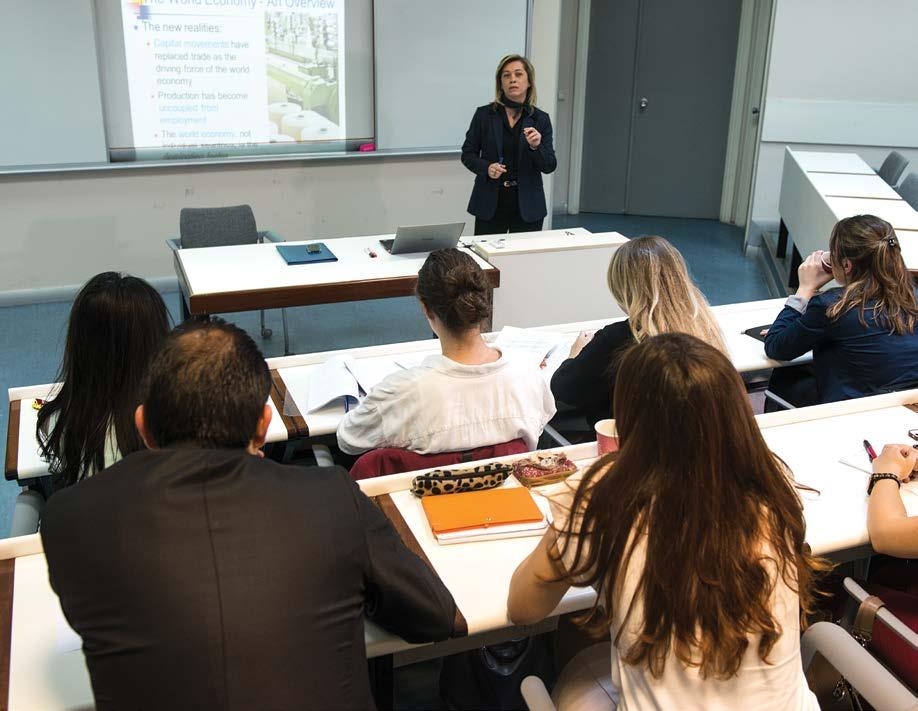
[
  {"x1": 523, "y1": 127, "x2": 541, "y2": 149},
  {"x1": 488, "y1": 162, "x2": 508, "y2": 179}
]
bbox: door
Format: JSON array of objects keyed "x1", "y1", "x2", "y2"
[{"x1": 580, "y1": 0, "x2": 742, "y2": 218}]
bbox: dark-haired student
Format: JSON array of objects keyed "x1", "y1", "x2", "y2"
[
  {"x1": 337, "y1": 248, "x2": 556, "y2": 455},
  {"x1": 509, "y1": 333, "x2": 825, "y2": 710},
  {"x1": 37, "y1": 272, "x2": 170, "y2": 492},
  {"x1": 765, "y1": 215, "x2": 918, "y2": 407},
  {"x1": 41, "y1": 318, "x2": 456, "y2": 711}
]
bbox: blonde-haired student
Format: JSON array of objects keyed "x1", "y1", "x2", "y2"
[{"x1": 550, "y1": 236, "x2": 725, "y2": 424}]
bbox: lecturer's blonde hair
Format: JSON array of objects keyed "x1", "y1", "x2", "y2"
[
  {"x1": 493, "y1": 54, "x2": 537, "y2": 111},
  {"x1": 608, "y1": 236, "x2": 727, "y2": 352}
]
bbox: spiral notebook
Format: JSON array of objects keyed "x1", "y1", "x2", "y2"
[{"x1": 276, "y1": 243, "x2": 338, "y2": 265}]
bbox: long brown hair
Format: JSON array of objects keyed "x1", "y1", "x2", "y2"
[
  {"x1": 608, "y1": 236, "x2": 727, "y2": 353},
  {"x1": 826, "y1": 214, "x2": 918, "y2": 334},
  {"x1": 556, "y1": 333, "x2": 827, "y2": 679}
]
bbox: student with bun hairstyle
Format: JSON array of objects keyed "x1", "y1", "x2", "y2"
[
  {"x1": 551, "y1": 236, "x2": 726, "y2": 425},
  {"x1": 510, "y1": 334, "x2": 826, "y2": 710},
  {"x1": 37, "y1": 272, "x2": 170, "y2": 493},
  {"x1": 337, "y1": 248, "x2": 555, "y2": 455},
  {"x1": 765, "y1": 214, "x2": 918, "y2": 406}
]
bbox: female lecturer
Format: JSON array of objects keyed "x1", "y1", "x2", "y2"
[{"x1": 461, "y1": 54, "x2": 557, "y2": 235}]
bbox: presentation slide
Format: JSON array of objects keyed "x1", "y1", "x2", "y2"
[{"x1": 120, "y1": 0, "x2": 346, "y2": 150}]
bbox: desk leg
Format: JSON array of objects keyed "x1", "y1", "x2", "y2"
[
  {"x1": 788, "y1": 246, "x2": 802, "y2": 289},
  {"x1": 368, "y1": 654, "x2": 394, "y2": 710},
  {"x1": 481, "y1": 286, "x2": 494, "y2": 333},
  {"x1": 777, "y1": 219, "x2": 789, "y2": 258},
  {"x1": 179, "y1": 292, "x2": 190, "y2": 323}
]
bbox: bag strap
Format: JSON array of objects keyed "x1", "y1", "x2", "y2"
[{"x1": 852, "y1": 595, "x2": 886, "y2": 644}]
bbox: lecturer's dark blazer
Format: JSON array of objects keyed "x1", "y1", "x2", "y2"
[
  {"x1": 461, "y1": 103, "x2": 557, "y2": 223},
  {"x1": 41, "y1": 447, "x2": 457, "y2": 711}
]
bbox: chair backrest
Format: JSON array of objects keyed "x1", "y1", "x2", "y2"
[
  {"x1": 349, "y1": 439, "x2": 529, "y2": 480},
  {"x1": 847, "y1": 578, "x2": 918, "y2": 691},
  {"x1": 179, "y1": 205, "x2": 258, "y2": 249},
  {"x1": 898, "y1": 172, "x2": 918, "y2": 211},
  {"x1": 879, "y1": 151, "x2": 909, "y2": 186}
]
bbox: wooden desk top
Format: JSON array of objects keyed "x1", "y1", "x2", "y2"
[{"x1": 174, "y1": 235, "x2": 498, "y2": 315}]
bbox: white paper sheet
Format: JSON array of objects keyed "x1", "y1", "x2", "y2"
[
  {"x1": 279, "y1": 357, "x2": 360, "y2": 415},
  {"x1": 493, "y1": 326, "x2": 567, "y2": 369},
  {"x1": 837, "y1": 408, "x2": 918, "y2": 474},
  {"x1": 345, "y1": 355, "x2": 403, "y2": 394}
]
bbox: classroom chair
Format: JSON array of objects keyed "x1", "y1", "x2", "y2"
[
  {"x1": 802, "y1": 621, "x2": 916, "y2": 710},
  {"x1": 349, "y1": 439, "x2": 528, "y2": 480},
  {"x1": 877, "y1": 151, "x2": 909, "y2": 187},
  {"x1": 841, "y1": 577, "x2": 918, "y2": 692},
  {"x1": 167, "y1": 204, "x2": 291, "y2": 354},
  {"x1": 8, "y1": 488, "x2": 44, "y2": 537},
  {"x1": 898, "y1": 172, "x2": 918, "y2": 212}
]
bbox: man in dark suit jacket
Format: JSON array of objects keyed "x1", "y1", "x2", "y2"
[{"x1": 41, "y1": 317, "x2": 457, "y2": 711}]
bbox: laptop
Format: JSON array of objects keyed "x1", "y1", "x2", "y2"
[{"x1": 379, "y1": 222, "x2": 465, "y2": 255}]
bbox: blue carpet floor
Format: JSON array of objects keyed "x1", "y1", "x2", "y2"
[{"x1": 0, "y1": 214, "x2": 770, "y2": 536}]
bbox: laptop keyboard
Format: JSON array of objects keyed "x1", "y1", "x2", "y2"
[{"x1": 379, "y1": 239, "x2": 395, "y2": 253}]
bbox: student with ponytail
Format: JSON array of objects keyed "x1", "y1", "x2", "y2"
[
  {"x1": 336, "y1": 248, "x2": 555, "y2": 455},
  {"x1": 765, "y1": 214, "x2": 918, "y2": 406}
]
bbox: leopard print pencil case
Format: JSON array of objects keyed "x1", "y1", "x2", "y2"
[{"x1": 410, "y1": 462, "x2": 513, "y2": 498}]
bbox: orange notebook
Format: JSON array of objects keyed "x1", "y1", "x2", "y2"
[{"x1": 421, "y1": 487, "x2": 544, "y2": 535}]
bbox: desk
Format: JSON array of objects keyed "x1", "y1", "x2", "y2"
[
  {"x1": 5, "y1": 298, "x2": 807, "y2": 479},
  {"x1": 778, "y1": 148, "x2": 918, "y2": 282},
  {"x1": 263, "y1": 297, "x2": 806, "y2": 439},
  {"x1": 469, "y1": 229, "x2": 629, "y2": 329},
  {"x1": 2, "y1": 389, "x2": 917, "y2": 709},
  {"x1": 173, "y1": 234, "x2": 499, "y2": 317}
]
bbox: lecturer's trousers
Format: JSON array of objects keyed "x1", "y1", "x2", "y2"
[{"x1": 474, "y1": 186, "x2": 543, "y2": 235}]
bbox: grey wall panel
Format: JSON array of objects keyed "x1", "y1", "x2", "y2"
[
  {"x1": 374, "y1": 0, "x2": 527, "y2": 151},
  {"x1": 0, "y1": 0, "x2": 107, "y2": 168},
  {"x1": 579, "y1": 0, "x2": 640, "y2": 213}
]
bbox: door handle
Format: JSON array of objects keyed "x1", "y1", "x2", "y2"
[
  {"x1": 639, "y1": 97, "x2": 649, "y2": 111},
  {"x1": 751, "y1": 107, "x2": 760, "y2": 115}
]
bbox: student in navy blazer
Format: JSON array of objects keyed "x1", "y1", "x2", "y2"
[
  {"x1": 461, "y1": 54, "x2": 557, "y2": 235},
  {"x1": 764, "y1": 215, "x2": 918, "y2": 407}
]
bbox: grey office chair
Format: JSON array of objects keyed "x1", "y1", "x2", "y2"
[
  {"x1": 166, "y1": 204, "x2": 291, "y2": 354},
  {"x1": 897, "y1": 172, "x2": 918, "y2": 211},
  {"x1": 877, "y1": 151, "x2": 909, "y2": 187}
]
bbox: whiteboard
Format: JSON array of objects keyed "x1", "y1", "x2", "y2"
[
  {"x1": 0, "y1": 0, "x2": 107, "y2": 168},
  {"x1": 374, "y1": 0, "x2": 529, "y2": 150}
]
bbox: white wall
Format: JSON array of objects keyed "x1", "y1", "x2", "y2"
[
  {"x1": 750, "y1": 0, "x2": 918, "y2": 225},
  {"x1": 0, "y1": 1, "x2": 562, "y2": 300}
]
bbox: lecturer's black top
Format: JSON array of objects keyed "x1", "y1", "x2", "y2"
[
  {"x1": 42, "y1": 447, "x2": 457, "y2": 711},
  {"x1": 461, "y1": 103, "x2": 556, "y2": 222}
]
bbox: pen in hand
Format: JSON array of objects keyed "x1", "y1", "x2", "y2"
[{"x1": 863, "y1": 439, "x2": 877, "y2": 463}]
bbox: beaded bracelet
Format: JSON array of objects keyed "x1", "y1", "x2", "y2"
[{"x1": 867, "y1": 473, "x2": 901, "y2": 496}]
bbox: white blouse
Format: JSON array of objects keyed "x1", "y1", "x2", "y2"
[
  {"x1": 548, "y1": 474, "x2": 820, "y2": 711},
  {"x1": 336, "y1": 350, "x2": 556, "y2": 455}
]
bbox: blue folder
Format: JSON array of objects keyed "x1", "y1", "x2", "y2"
[{"x1": 276, "y1": 243, "x2": 338, "y2": 265}]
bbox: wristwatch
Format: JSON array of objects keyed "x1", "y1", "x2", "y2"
[{"x1": 867, "y1": 472, "x2": 901, "y2": 495}]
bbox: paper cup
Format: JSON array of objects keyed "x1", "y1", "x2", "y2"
[
  {"x1": 595, "y1": 419, "x2": 619, "y2": 455},
  {"x1": 820, "y1": 252, "x2": 833, "y2": 275}
]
